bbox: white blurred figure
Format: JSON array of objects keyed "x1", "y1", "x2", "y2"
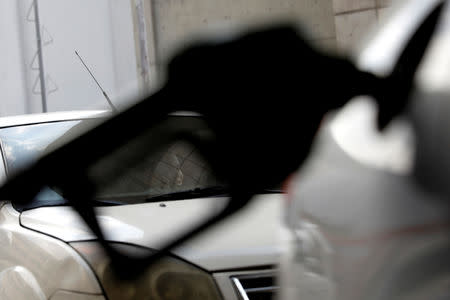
[{"x1": 279, "y1": 0, "x2": 450, "y2": 299}]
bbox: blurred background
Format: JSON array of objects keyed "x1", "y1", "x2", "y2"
[{"x1": 1, "y1": 0, "x2": 398, "y2": 116}]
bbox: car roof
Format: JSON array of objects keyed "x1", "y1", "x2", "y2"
[{"x1": 0, "y1": 110, "x2": 110, "y2": 129}]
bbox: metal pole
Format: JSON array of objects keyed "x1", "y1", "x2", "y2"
[
  {"x1": 149, "y1": 0, "x2": 159, "y2": 75},
  {"x1": 134, "y1": 0, "x2": 151, "y2": 92},
  {"x1": 33, "y1": 0, "x2": 47, "y2": 112}
]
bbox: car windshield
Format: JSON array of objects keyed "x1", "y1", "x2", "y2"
[{"x1": 0, "y1": 117, "x2": 227, "y2": 207}]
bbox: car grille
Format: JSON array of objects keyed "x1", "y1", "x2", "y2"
[{"x1": 231, "y1": 273, "x2": 278, "y2": 300}]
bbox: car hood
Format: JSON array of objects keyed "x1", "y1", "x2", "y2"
[{"x1": 19, "y1": 194, "x2": 283, "y2": 271}]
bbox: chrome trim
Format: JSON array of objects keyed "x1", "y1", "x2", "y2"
[
  {"x1": 231, "y1": 272, "x2": 278, "y2": 300},
  {"x1": 0, "y1": 110, "x2": 109, "y2": 129},
  {"x1": 0, "y1": 110, "x2": 201, "y2": 129},
  {"x1": 231, "y1": 277, "x2": 250, "y2": 300},
  {"x1": 0, "y1": 138, "x2": 8, "y2": 181},
  {"x1": 169, "y1": 111, "x2": 202, "y2": 117},
  {"x1": 245, "y1": 286, "x2": 279, "y2": 293},
  {"x1": 214, "y1": 269, "x2": 277, "y2": 300}
]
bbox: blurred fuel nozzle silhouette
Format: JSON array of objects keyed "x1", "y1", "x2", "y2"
[{"x1": 0, "y1": 1, "x2": 444, "y2": 279}]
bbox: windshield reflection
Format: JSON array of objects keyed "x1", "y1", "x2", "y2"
[{"x1": 0, "y1": 121, "x2": 82, "y2": 174}]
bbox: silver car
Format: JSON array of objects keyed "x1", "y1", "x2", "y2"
[{"x1": 0, "y1": 111, "x2": 283, "y2": 300}]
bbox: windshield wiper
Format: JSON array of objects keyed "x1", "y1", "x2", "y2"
[
  {"x1": 145, "y1": 186, "x2": 282, "y2": 202},
  {"x1": 145, "y1": 186, "x2": 231, "y2": 202}
]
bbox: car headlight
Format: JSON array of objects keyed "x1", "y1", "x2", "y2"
[{"x1": 70, "y1": 242, "x2": 222, "y2": 300}]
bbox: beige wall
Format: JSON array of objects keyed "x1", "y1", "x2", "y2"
[
  {"x1": 132, "y1": 0, "x2": 402, "y2": 91},
  {"x1": 133, "y1": 0, "x2": 338, "y2": 90},
  {"x1": 152, "y1": 0, "x2": 337, "y2": 59},
  {"x1": 333, "y1": 0, "x2": 398, "y2": 50}
]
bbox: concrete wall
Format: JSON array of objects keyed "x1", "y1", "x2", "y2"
[
  {"x1": 332, "y1": 0, "x2": 398, "y2": 50},
  {"x1": 5, "y1": 0, "x2": 398, "y2": 117},
  {"x1": 1, "y1": 0, "x2": 339, "y2": 116},
  {"x1": 136, "y1": 0, "x2": 337, "y2": 89},
  {"x1": 153, "y1": 0, "x2": 336, "y2": 57}
]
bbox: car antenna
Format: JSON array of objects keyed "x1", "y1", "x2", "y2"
[{"x1": 75, "y1": 50, "x2": 117, "y2": 113}]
